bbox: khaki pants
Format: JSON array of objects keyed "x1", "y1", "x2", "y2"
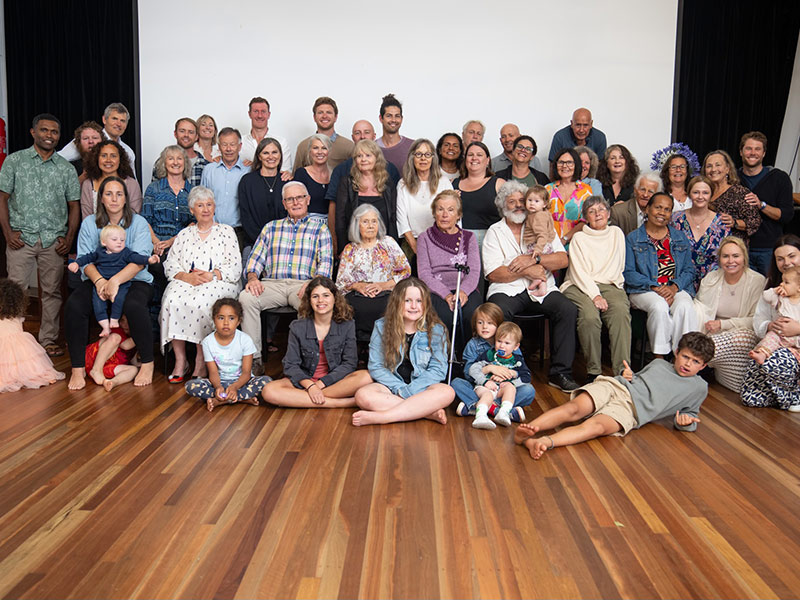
[
  {"x1": 239, "y1": 278, "x2": 304, "y2": 358},
  {"x1": 563, "y1": 283, "x2": 630, "y2": 375},
  {"x1": 6, "y1": 240, "x2": 64, "y2": 346}
]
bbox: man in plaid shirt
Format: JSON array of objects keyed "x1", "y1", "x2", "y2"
[{"x1": 239, "y1": 181, "x2": 333, "y2": 367}]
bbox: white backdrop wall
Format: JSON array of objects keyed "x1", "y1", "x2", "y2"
[{"x1": 138, "y1": 0, "x2": 678, "y2": 187}]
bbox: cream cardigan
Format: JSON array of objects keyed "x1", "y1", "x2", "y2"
[
  {"x1": 693, "y1": 268, "x2": 766, "y2": 333},
  {"x1": 560, "y1": 224, "x2": 626, "y2": 299}
]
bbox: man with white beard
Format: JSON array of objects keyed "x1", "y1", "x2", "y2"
[{"x1": 482, "y1": 181, "x2": 579, "y2": 392}]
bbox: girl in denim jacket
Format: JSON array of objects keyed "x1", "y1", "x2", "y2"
[
  {"x1": 261, "y1": 276, "x2": 372, "y2": 408},
  {"x1": 353, "y1": 278, "x2": 454, "y2": 426}
]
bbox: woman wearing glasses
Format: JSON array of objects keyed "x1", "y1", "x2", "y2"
[
  {"x1": 660, "y1": 153, "x2": 694, "y2": 211},
  {"x1": 396, "y1": 138, "x2": 452, "y2": 261},
  {"x1": 494, "y1": 135, "x2": 550, "y2": 187},
  {"x1": 546, "y1": 147, "x2": 594, "y2": 246}
]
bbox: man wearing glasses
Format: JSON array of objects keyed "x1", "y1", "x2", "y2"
[
  {"x1": 548, "y1": 108, "x2": 606, "y2": 162},
  {"x1": 200, "y1": 127, "x2": 248, "y2": 249},
  {"x1": 239, "y1": 182, "x2": 333, "y2": 372}
]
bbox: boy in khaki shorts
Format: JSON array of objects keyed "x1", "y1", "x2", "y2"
[{"x1": 515, "y1": 332, "x2": 715, "y2": 459}]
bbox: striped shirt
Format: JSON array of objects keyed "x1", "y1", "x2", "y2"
[{"x1": 245, "y1": 215, "x2": 333, "y2": 280}]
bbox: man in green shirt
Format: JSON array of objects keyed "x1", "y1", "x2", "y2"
[{"x1": 0, "y1": 114, "x2": 80, "y2": 356}]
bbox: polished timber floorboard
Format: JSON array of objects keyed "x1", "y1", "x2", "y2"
[{"x1": 1, "y1": 352, "x2": 799, "y2": 599}]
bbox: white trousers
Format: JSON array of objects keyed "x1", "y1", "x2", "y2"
[{"x1": 629, "y1": 290, "x2": 696, "y2": 355}]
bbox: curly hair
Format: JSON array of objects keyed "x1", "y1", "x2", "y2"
[
  {"x1": 597, "y1": 144, "x2": 640, "y2": 190},
  {"x1": 85, "y1": 139, "x2": 135, "y2": 181},
  {"x1": 298, "y1": 276, "x2": 353, "y2": 323},
  {"x1": 72, "y1": 121, "x2": 103, "y2": 156},
  {"x1": 380, "y1": 278, "x2": 447, "y2": 368},
  {"x1": 676, "y1": 332, "x2": 715, "y2": 364},
  {"x1": 212, "y1": 297, "x2": 243, "y2": 321},
  {"x1": 0, "y1": 278, "x2": 26, "y2": 320}
]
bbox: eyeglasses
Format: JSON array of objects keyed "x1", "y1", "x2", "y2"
[
  {"x1": 284, "y1": 194, "x2": 308, "y2": 204},
  {"x1": 557, "y1": 160, "x2": 575, "y2": 167},
  {"x1": 515, "y1": 146, "x2": 534, "y2": 154},
  {"x1": 413, "y1": 152, "x2": 433, "y2": 158},
  {"x1": 669, "y1": 164, "x2": 687, "y2": 171},
  {"x1": 586, "y1": 206, "x2": 608, "y2": 216}
]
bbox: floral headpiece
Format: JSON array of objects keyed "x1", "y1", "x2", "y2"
[{"x1": 650, "y1": 143, "x2": 701, "y2": 175}]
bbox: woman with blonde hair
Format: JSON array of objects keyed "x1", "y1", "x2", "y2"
[
  {"x1": 353, "y1": 278, "x2": 454, "y2": 426},
  {"x1": 703, "y1": 149, "x2": 760, "y2": 243},
  {"x1": 335, "y1": 139, "x2": 397, "y2": 254},
  {"x1": 195, "y1": 114, "x2": 220, "y2": 161}
]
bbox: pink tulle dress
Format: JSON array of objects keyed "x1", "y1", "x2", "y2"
[{"x1": 0, "y1": 317, "x2": 65, "y2": 393}]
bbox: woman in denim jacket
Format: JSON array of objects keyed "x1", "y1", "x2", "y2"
[
  {"x1": 261, "y1": 276, "x2": 371, "y2": 408},
  {"x1": 624, "y1": 192, "x2": 697, "y2": 357},
  {"x1": 353, "y1": 278, "x2": 455, "y2": 426}
]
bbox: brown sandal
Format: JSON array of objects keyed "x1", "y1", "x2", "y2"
[{"x1": 45, "y1": 345, "x2": 65, "y2": 357}]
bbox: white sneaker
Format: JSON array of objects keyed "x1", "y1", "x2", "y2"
[
  {"x1": 472, "y1": 413, "x2": 496, "y2": 430},
  {"x1": 788, "y1": 403, "x2": 800, "y2": 413},
  {"x1": 494, "y1": 409, "x2": 512, "y2": 427}
]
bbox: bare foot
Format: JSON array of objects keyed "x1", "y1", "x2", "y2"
[
  {"x1": 134, "y1": 362, "x2": 154, "y2": 387},
  {"x1": 240, "y1": 396, "x2": 259, "y2": 406},
  {"x1": 352, "y1": 410, "x2": 380, "y2": 427},
  {"x1": 103, "y1": 379, "x2": 115, "y2": 391},
  {"x1": 514, "y1": 423, "x2": 539, "y2": 445},
  {"x1": 206, "y1": 397, "x2": 219, "y2": 412},
  {"x1": 110, "y1": 318, "x2": 120, "y2": 328},
  {"x1": 88, "y1": 367, "x2": 105, "y2": 386},
  {"x1": 424, "y1": 409, "x2": 447, "y2": 425},
  {"x1": 528, "y1": 438, "x2": 552, "y2": 460},
  {"x1": 99, "y1": 321, "x2": 111, "y2": 337},
  {"x1": 749, "y1": 349, "x2": 766, "y2": 365},
  {"x1": 68, "y1": 368, "x2": 86, "y2": 391}
]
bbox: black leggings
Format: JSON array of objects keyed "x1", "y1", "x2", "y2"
[{"x1": 66, "y1": 280, "x2": 155, "y2": 367}]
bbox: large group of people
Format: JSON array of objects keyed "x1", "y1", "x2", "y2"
[{"x1": 1, "y1": 96, "x2": 798, "y2": 458}]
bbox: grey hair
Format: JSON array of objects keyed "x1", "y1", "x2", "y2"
[
  {"x1": 349, "y1": 203, "x2": 386, "y2": 244},
  {"x1": 187, "y1": 185, "x2": 215, "y2": 210},
  {"x1": 153, "y1": 145, "x2": 191, "y2": 179},
  {"x1": 103, "y1": 102, "x2": 130, "y2": 120},
  {"x1": 635, "y1": 170, "x2": 664, "y2": 191},
  {"x1": 494, "y1": 180, "x2": 529, "y2": 217},
  {"x1": 282, "y1": 181, "x2": 309, "y2": 199},
  {"x1": 574, "y1": 145, "x2": 599, "y2": 178},
  {"x1": 462, "y1": 119, "x2": 485, "y2": 136},
  {"x1": 305, "y1": 133, "x2": 332, "y2": 164},
  {"x1": 581, "y1": 195, "x2": 610, "y2": 220}
]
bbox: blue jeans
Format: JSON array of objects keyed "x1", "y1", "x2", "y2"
[
  {"x1": 749, "y1": 247, "x2": 772, "y2": 276},
  {"x1": 92, "y1": 280, "x2": 132, "y2": 321},
  {"x1": 451, "y1": 377, "x2": 535, "y2": 409}
]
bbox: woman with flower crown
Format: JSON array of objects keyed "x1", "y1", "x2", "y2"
[{"x1": 652, "y1": 143, "x2": 701, "y2": 212}]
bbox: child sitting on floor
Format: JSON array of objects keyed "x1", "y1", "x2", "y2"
[
  {"x1": 749, "y1": 266, "x2": 800, "y2": 365},
  {"x1": 522, "y1": 185, "x2": 556, "y2": 298},
  {"x1": 451, "y1": 302, "x2": 534, "y2": 424},
  {"x1": 0, "y1": 278, "x2": 65, "y2": 392},
  {"x1": 185, "y1": 298, "x2": 271, "y2": 412},
  {"x1": 68, "y1": 224, "x2": 159, "y2": 337},
  {"x1": 515, "y1": 331, "x2": 715, "y2": 459},
  {"x1": 469, "y1": 321, "x2": 530, "y2": 429},
  {"x1": 84, "y1": 315, "x2": 139, "y2": 391}
]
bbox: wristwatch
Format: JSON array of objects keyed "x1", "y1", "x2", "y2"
[
  {"x1": 534, "y1": 254, "x2": 541, "y2": 265},
  {"x1": 760, "y1": 201, "x2": 767, "y2": 210}
]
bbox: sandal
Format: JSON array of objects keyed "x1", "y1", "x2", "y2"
[
  {"x1": 45, "y1": 344, "x2": 65, "y2": 357},
  {"x1": 266, "y1": 341, "x2": 280, "y2": 353}
]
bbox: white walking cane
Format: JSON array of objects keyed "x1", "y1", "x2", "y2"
[{"x1": 447, "y1": 262, "x2": 470, "y2": 384}]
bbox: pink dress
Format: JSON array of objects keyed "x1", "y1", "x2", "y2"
[{"x1": 0, "y1": 317, "x2": 65, "y2": 392}]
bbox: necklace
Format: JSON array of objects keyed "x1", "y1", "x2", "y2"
[
  {"x1": 197, "y1": 223, "x2": 214, "y2": 234},
  {"x1": 262, "y1": 174, "x2": 279, "y2": 193}
]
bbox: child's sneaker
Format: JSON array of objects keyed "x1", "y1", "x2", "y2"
[
  {"x1": 456, "y1": 401, "x2": 476, "y2": 417},
  {"x1": 510, "y1": 406, "x2": 526, "y2": 423},
  {"x1": 472, "y1": 413, "x2": 496, "y2": 430},
  {"x1": 494, "y1": 409, "x2": 512, "y2": 427}
]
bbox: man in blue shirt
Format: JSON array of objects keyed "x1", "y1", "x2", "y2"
[
  {"x1": 548, "y1": 108, "x2": 607, "y2": 162},
  {"x1": 200, "y1": 127, "x2": 247, "y2": 249}
]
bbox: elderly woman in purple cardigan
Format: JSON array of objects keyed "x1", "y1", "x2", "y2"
[{"x1": 417, "y1": 189, "x2": 482, "y2": 355}]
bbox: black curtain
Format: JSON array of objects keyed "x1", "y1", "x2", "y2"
[
  {"x1": 4, "y1": 0, "x2": 139, "y2": 174},
  {"x1": 675, "y1": 0, "x2": 800, "y2": 166}
]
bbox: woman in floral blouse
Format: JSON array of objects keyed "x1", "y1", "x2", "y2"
[{"x1": 336, "y1": 204, "x2": 411, "y2": 342}]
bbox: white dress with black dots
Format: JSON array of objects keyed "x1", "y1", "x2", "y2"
[{"x1": 159, "y1": 223, "x2": 242, "y2": 350}]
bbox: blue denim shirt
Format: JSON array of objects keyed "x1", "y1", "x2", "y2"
[
  {"x1": 623, "y1": 224, "x2": 696, "y2": 296},
  {"x1": 368, "y1": 318, "x2": 448, "y2": 399}
]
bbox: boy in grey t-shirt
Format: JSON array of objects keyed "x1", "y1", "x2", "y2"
[{"x1": 514, "y1": 332, "x2": 715, "y2": 460}]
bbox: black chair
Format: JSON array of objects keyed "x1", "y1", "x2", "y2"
[
  {"x1": 512, "y1": 312, "x2": 547, "y2": 369},
  {"x1": 630, "y1": 308, "x2": 648, "y2": 370}
]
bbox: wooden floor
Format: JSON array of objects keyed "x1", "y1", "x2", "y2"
[{"x1": 1, "y1": 343, "x2": 800, "y2": 599}]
